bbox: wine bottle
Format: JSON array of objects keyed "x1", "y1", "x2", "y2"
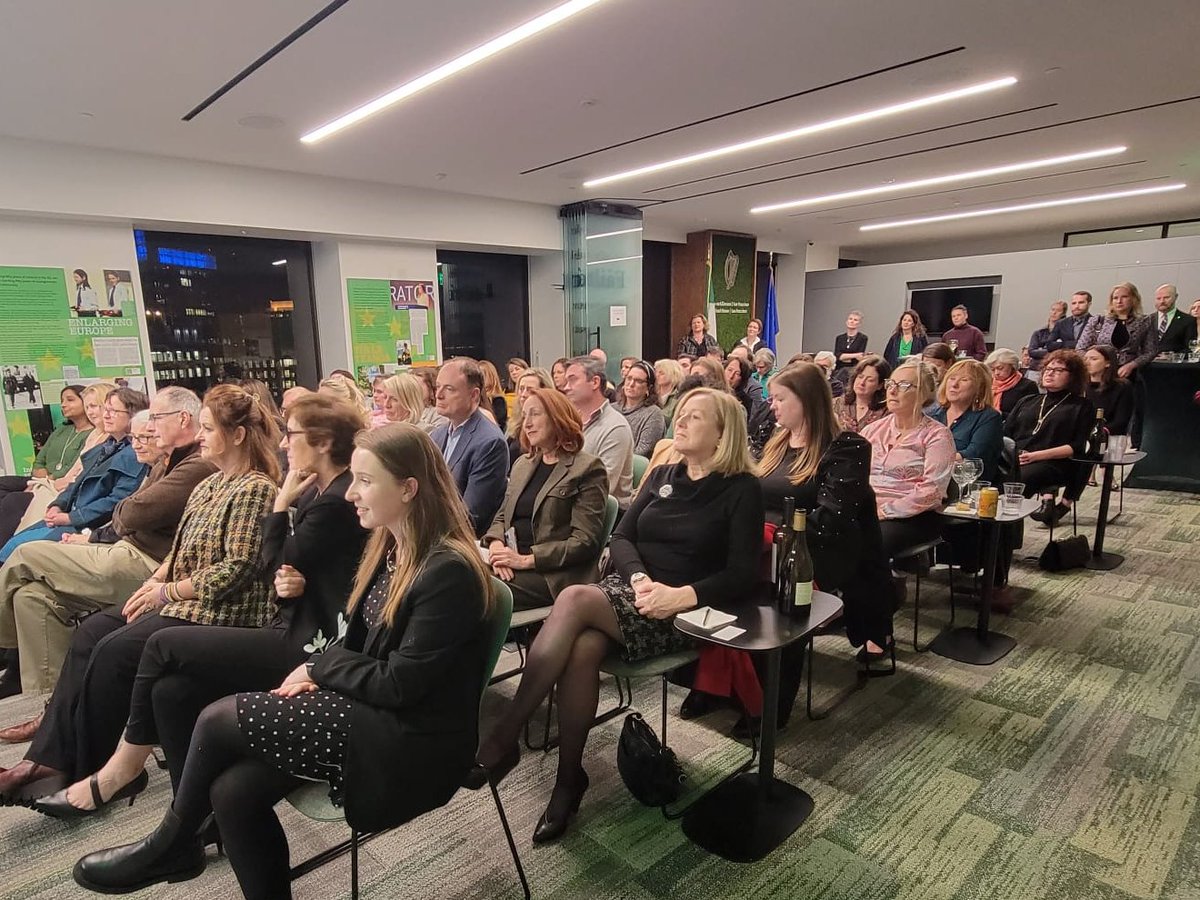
[
  {"x1": 1086, "y1": 408, "x2": 1109, "y2": 460},
  {"x1": 774, "y1": 497, "x2": 796, "y2": 610},
  {"x1": 789, "y1": 510, "x2": 814, "y2": 618}
]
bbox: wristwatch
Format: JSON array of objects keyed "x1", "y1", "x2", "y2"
[
  {"x1": 629, "y1": 572, "x2": 650, "y2": 588},
  {"x1": 305, "y1": 661, "x2": 316, "y2": 680}
]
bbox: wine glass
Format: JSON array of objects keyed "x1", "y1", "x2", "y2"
[
  {"x1": 963, "y1": 458, "x2": 984, "y2": 508},
  {"x1": 1189, "y1": 338, "x2": 1200, "y2": 362},
  {"x1": 952, "y1": 460, "x2": 972, "y2": 510}
]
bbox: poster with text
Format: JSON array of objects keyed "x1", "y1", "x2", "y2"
[
  {"x1": 0, "y1": 265, "x2": 149, "y2": 474},
  {"x1": 708, "y1": 233, "x2": 757, "y2": 352},
  {"x1": 346, "y1": 278, "x2": 440, "y2": 392}
]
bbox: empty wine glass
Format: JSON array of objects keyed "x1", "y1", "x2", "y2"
[
  {"x1": 963, "y1": 458, "x2": 984, "y2": 508},
  {"x1": 952, "y1": 460, "x2": 972, "y2": 510}
]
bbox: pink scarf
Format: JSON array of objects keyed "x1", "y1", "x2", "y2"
[{"x1": 992, "y1": 369, "x2": 1022, "y2": 409}]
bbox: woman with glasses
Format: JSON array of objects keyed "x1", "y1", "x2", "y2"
[
  {"x1": 860, "y1": 361, "x2": 956, "y2": 560},
  {"x1": 616, "y1": 361, "x2": 666, "y2": 457},
  {"x1": 1005, "y1": 349, "x2": 1094, "y2": 527},
  {"x1": 34, "y1": 394, "x2": 369, "y2": 821},
  {"x1": 0, "y1": 386, "x2": 279, "y2": 808},
  {"x1": 0, "y1": 388, "x2": 149, "y2": 562}
]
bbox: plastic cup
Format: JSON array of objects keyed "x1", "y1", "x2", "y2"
[{"x1": 1003, "y1": 482, "x2": 1024, "y2": 512}]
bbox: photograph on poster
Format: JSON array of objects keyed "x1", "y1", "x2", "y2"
[
  {"x1": 396, "y1": 341, "x2": 413, "y2": 365},
  {"x1": 3, "y1": 365, "x2": 43, "y2": 411},
  {"x1": 68, "y1": 268, "x2": 101, "y2": 317},
  {"x1": 100, "y1": 269, "x2": 133, "y2": 317}
]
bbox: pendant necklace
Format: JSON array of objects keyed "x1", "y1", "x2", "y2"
[{"x1": 1032, "y1": 394, "x2": 1068, "y2": 435}]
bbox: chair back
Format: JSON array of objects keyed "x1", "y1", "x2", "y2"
[
  {"x1": 999, "y1": 436, "x2": 1019, "y2": 483},
  {"x1": 631, "y1": 454, "x2": 650, "y2": 489},
  {"x1": 600, "y1": 495, "x2": 619, "y2": 545},
  {"x1": 483, "y1": 578, "x2": 515, "y2": 692}
]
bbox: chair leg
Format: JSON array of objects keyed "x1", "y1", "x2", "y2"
[
  {"x1": 912, "y1": 572, "x2": 923, "y2": 653},
  {"x1": 488, "y1": 782, "x2": 531, "y2": 900},
  {"x1": 351, "y1": 830, "x2": 359, "y2": 900}
]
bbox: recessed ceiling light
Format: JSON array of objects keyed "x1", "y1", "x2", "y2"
[
  {"x1": 859, "y1": 182, "x2": 1186, "y2": 231},
  {"x1": 582, "y1": 76, "x2": 1017, "y2": 188},
  {"x1": 301, "y1": 0, "x2": 612, "y2": 144},
  {"x1": 272, "y1": 259, "x2": 287, "y2": 266},
  {"x1": 586, "y1": 226, "x2": 644, "y2": 239},
  {"x1": 751, "y1": 145, "x2": 1127, "y2": 214}
]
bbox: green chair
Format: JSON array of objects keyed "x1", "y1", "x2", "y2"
[
  {"x1": 631, "y1": 454, "x2": 650, "y2": 490},
  {"x1": 287, "y1": 577, "x2": 529, "y2": 900}
]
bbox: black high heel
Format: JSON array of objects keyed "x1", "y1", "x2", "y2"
[
  {"x1": 532, "y1": 770, "x2": 589, "y2": 844},
  {"x1": 463, "y1": 743, "x2": 520, "y2": 791},
  {"x1": 33, "y1": 769, "x2": 149, "y2": 820}
]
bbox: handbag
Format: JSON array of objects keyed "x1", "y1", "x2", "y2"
[
  {"x1": 1038, "y1": 534, "x2": 1090, "y2": 572},
  {"x1": 616, "y1": 712, "x2": 684, "y2": 807}
]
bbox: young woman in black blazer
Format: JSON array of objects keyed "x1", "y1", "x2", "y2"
[
  {"x1": 71, "y1": 424, "x2": 494, "y2": 899},
  {"x1": 35, "y1": 395, "x2": 369, "y2": 818}
]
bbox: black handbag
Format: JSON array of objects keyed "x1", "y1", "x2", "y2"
[
  {"x1": 616, "y1": 713, "x2": 684, "y2": 807},
  {"x1": 1038, "y1": 534, "x2": 1091, "y2": 571}
]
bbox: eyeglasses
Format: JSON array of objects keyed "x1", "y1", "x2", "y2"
[
  {"x1": 102, "y1": 405, "x2": 130, "y2": 416},
  {"x1": 148, "y1": 409, "x2": 184, "y2": 422},
  {"x1": 883, "y1": 379, "x2": 918, "y2": 393},
  {"x1": 1042, "y1": 366, "x2": 1068, "y2": 375},
  {"x1": 131, "y1": 434, "x2": 155, "y2": 445},
  {"x1": 281, "y1": 429, "x2": 307, "y2": 443}
]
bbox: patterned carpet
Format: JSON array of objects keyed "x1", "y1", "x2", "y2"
[{"x1": 2, "y1": 485, "x2": 1199, "y2": 900}]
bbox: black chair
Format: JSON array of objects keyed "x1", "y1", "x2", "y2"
[{"x1": 899, "y1": 537, "x2": 958, "y2": 653}]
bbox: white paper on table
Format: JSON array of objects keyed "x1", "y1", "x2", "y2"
[{"x1": 709, "y1": 625, "x2": 746, "y2": 642}]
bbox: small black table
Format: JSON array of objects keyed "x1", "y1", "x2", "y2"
[
  {"x1": 673, "y1": 592, "x2": 842, "y2": 862},
  {"x1": 929, "y1": 498, "x2": 1040, "y2": 666},
  {"x1": 1072, "y1": 451, "x2": 1147, "y2": 570}
]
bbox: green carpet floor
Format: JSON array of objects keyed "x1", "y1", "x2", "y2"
[{"x1": 2, "y1": 486, "x2": 1198, "y2": 899}]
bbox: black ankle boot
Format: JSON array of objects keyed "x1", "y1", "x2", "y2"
[{"x1": 73, "y1": 808, "x2": 205, "y2": 893}]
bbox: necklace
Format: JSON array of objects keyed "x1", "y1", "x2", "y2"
[
  {"x1": 1032, "y1": 394, "x2": 1068, "y2": 435},
  {"x1": 386, "y1": 547, "x2": 397, "y2": 575}
]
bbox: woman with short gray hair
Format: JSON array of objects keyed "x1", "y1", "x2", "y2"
[{"x1": 986, "y1": 348, "x2": 1037, "y2": 418}]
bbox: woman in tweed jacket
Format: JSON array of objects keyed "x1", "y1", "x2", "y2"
[{"x1": 0, "y1": 385, "x2": 281, "y2": 810}]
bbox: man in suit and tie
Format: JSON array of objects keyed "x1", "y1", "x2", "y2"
[
  {"x1": 1049, "y1": 291, "x2": 1098, "y2": 350},
  {"x1": 1153, "y1": 283, "x2": 1198, "y2": 354},
  {"x1": 429, "y1": 358, "x2": 508, "y2": 537}
]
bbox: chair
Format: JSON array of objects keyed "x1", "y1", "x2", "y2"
[
  {"x1": 899, "y1": 537, "x2": 957, "y2": 654},
  {"x1": 288, "y1": 578, "x2": 530, "y2": 900},
  {"x1": 491, "y1": 495, "x2": 620, "y2": 686},
  {"x1": 631, "y1": 454, "x2": 650, "y2": 490}
]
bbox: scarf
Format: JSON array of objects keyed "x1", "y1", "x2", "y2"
[{"x1": 991, "y1": 369, "x2": 1022, "y2": 410}]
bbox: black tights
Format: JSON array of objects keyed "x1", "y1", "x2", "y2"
[
  {"x1": 481, "y1": 585, "x2": 621, "y2": 810},
  {"x1": 172, "y1": 696, "x2": 302, "y2": 900}
]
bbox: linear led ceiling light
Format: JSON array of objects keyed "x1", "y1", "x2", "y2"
[
  {"x1": 586, "y1": 254, "x2": 642, "y2": 266},
  {"x1": 301, "y1": 0, "x2": 612, "y2": 144},
  {"x1": 859, "y1": 182, "x2": 1187, "y2": 231},
  {"x1": 585, "y1": 226, "x2": 644, "y2": 239},
  {"x1": 751, "y1": 146, "x2": 1127, "y2": 214},
  {"x1": 582, "y1": 76, "x2": 1017, "y2": 188}
]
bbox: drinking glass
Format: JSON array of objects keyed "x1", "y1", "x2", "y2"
[
  {"x1": 1003, "y1": 482, "x2": 1024, "y2": 514},
  {"x1": 964, "y1": 458, "x2": 984, "y2": 508},
  {"x1": 1188, "y1": 338, "x2": 1199, "y2": 362},
  {"x1": 952, "y1": 461, "x2": 972, "y2": 510}
]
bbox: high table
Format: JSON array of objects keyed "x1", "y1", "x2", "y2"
[
  {"x1": 1126, "y1": 360, "x2": 1200, "y2": 493},
  {"x1": 673, "y1": 592, "x2": 842, "y2": 862},
  {"x1": 928, "y1": 497, "x2": 1041, "y2": 666},
  {"x1": 1072, "y1": 450, "x2": 1147, "y2": 570}
]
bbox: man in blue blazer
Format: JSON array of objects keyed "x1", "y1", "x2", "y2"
[
  {"x1": 430, "y1": 358, "x2": 508, "y2": 536},
  {"x1": 1048, "y1": 291, "x2": 1098, "y2": 350}
]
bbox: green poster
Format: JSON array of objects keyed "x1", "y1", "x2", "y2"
[
  {"x1": 346, "y1": 277, "x2": 440, "y2": 391},
  {"x1": 709, "y1": 233, "x2": 757, "y2": 351},
  {"x1": 0, "y1": 265, "x2": 147, "y2": 474}
]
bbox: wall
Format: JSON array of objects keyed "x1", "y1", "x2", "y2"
[
  {"x1": 527, "y1": 253, "x2": 567, "y2": 369},
  {"x1": 805, "y1": 235, "x2": 1200, "y2": 355},
  {"x1": 0, "y1": 216, "x2": 153, "y2": 473},
  {"x1": 774, "y1": 249, "x2": 807, "y2": 355}
]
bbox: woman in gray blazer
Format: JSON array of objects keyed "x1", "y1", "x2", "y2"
[{"x1": 484, "y1": 388, "x2": 608, "y2": 608}]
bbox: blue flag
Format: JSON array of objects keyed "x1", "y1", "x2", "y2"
[{"x1": 763, "y1": 264, "x2": 779, "y2": 353}]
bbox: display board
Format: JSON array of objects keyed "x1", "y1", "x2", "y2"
[
  {"x1": 0, "y1": 265, "x2": 149, "y2": 474},
  {"x1": 345, "y1": 277, "x2": 440, "y2": 390},
  {"x1": 707, "y1": 233, "x2": 757, "y2": 351}
]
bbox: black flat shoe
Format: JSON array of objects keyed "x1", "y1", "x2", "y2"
[
  {"x1": 679, "y1": 690, "x2": 721, "y2": 720},
  {"x1": 73, "y1": 808, "x2": 205, "y2": 894},
  {"x1": 1029, "y1": 499, "x2": 1055, "y2": 523},
  {"x1": 1047, "y1": 502, "x2": 1071, "y2": 527},
  {"x1": 532, "y1": 770, "x2": 589, "y2": 844},
  {"x1": 463, "y1": 743, "x2": 519, "y2": 791},
  {"x1": 34, "y1": 769, "x2": 148, "y2": 820}
]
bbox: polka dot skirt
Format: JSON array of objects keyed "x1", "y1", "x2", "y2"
[{"x1": 235, "y1": 567, "x2": 392, "y2": 806}]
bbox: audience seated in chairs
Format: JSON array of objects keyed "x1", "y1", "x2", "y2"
[
  {"x1": 757, "y1": 363, "x2": 895, "y2": 724},
  {"x1": 654, "y1": 358, "x2": 685, "y2": 428},
  {"x1": 505, "y1": 367, "x2": 555, "y2": 466},
  {"x1": 71, "y1": 424, "x2": 495, "y2": 899},
  {"x1": 430, "y1": 358, "x2": 510, "y2": 537},
  {"x1": 723, "y1": 355, "x2": 775, "y2": 458},
  {"x1": 0, "y1": 394, "x2": 217, "y2": 704},
  {"x1": 986, "y1": 349, "x2": 1038, "y2": 419},
  {"x1": 837, "y1": 355, "x2": 891, "y2": 434},
  {"x1": 484, "y1": 388, "x2": 608, "y2": 610},
  {"x1": 931, "y1": 359, "x2": 1004, "y2": 485},
  {"x1": 0, "y1": 385, "x2": 280, "y2": 807},
  {"x1": 615, "y1": 361, "x2": 666, "y2": 457},
  {"x1": 860, "y1": 360, "x2": 956, "y2": 561},
  {"x1": 378, "y1": 372, "x2": 445, "y2": 436},
  {"x1": 468, "y1": 388, "x2": 764, "y2": 844},
  {"x1": 1004, "y1": 349, "x2": 1094, "y2": 527},
  {"x1": 563, "y1": 355, "x2": 634, "y2": 510},
  {"x1": 0, "y1": 384, "x2": 93, "y2": 546},
  {"x1": 0, "y1": 387, "x2": 150, "y2": 563},
  {"x1": 33, "y1": 393, "x2": 370, "y2": 827},
  {"x1": 919, "y1": 343, "x2": 957, "y2": 415},
  {"x1": 1083, "y1": 345, "x2": 1134, "y2": 436}
]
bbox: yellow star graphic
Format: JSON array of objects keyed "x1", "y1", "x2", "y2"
[
  {"x1": 80, "y1": 342, "x2": 95, "y2": 362},
  {"x1": 38, "y1": 350, "x2": 63, "y2": 372},
  {"x1": 388, "y1": 319, "x2": 404, "y2": 339},
  {"x1": 9, "y1": 416, "x2": 31, "y2": 436},
  {"x1": 359, "y1": 309, "x2": 377, "y2": 328},
  {"x1": 22, "y1": 454, "x2": 36, "y2": 470}
]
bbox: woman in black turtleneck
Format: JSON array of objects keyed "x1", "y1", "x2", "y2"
[
  {"x1": 1082, "y1": 345, "x2": 1134, "y2": 436},
  {"x1": 1004, "y1": 349, "x2": 1093, "y2": 527}
]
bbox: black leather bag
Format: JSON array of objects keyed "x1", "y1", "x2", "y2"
[
  {"x1": 616, "y1": 713, "x2": 684, "y2": 807},
  {"x1": 1038, "y1": 534, "x2": 1090, "y2": 571}
]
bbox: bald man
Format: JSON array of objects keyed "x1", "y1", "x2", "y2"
[{"x1": 1154, "y1": 283, "x2": 1198, "y2": 353}]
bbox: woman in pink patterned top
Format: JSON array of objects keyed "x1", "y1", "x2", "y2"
[{"x1": 860, "y1": 359, "x2": 955, "y2": 559}]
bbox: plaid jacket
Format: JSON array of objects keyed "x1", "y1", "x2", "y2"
[{"x1": 161, "y1": 470, "x2": 278, "y2": 626}]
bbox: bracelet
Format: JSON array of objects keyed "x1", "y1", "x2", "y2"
[{"x1": 158, "y1": 584, "x2": 170, "y2": 605}]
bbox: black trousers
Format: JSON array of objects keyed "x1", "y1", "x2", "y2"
[
  {"x1": 0, "y1": 476, "x2": 34, "y2": 547},
  {"x1": 27, "y1": 608, "x2": 196, "y2": 779},
  {"x1": 1022, "y1": 459, "x2": 1087, "y2": 502},
  {"x1": 879, "y1": 510, "x2": 945, "y2": 561},
  {"x1": 125, "y1": 624, "x2": 307, "y2": 790}
]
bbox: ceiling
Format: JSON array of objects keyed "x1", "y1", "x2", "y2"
[{"x1": 3, "y1": 0, "x2": 1198, "y2": 257}]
